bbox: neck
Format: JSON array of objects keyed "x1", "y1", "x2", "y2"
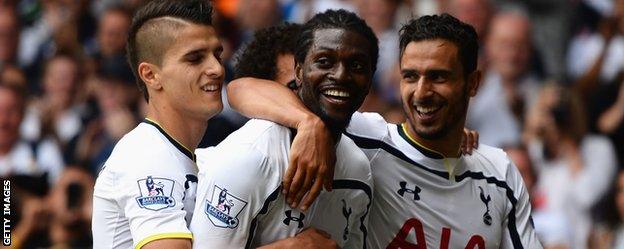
[
  {"x1": 403, "y1": 122, "x2": 462, "y2": 158},
  {"x1": 145, "y1": 100, "x2": 207, "y2": 152}
]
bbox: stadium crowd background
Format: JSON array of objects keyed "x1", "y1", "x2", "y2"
[{"x1": 0, "y1": 0, "x2": 622, "y2": 248}]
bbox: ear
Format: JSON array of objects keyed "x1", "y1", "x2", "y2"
[
  {"x1": 138, "y1": 62, "x2": 162, "y2": 91},
  {"x1": 295, "y1": 63, "x2": 303, "y2": 88},
  {"x1": 466, "y1": 70, "x2": 482, "y2": 97}
]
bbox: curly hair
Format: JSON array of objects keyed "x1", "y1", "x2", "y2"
[
  {"x1": 294, "y1": 9, "x2": 379, "y2": 74},
  {"x1": 399, "y1": 13, "x2": 479, "y2": 76},
  {"x1": 234, "y1": 22, "x2": 301, "y2": 80},
  {"x1": 126, "y1": 0, "x2": 214, "y2": 102}
]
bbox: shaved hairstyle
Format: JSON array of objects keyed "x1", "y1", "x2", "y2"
[{"x1": 126, "y1": 0, "x2": 214, "y2": 102}]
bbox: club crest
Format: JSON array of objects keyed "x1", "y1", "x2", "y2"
[
  {"x1": 135, "y1": 176, "x2": 176, "y2": 211},
  {"x1": 205, "y1": 185, "x2": 247, "y2": 229}
]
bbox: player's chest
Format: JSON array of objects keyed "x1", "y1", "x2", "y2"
[
  {"x1": 256, "y1": 188, "x2": 369, "y2": 247},
  {"x1": 369, "y1": 156, "x2": 507, "y2": 248}
]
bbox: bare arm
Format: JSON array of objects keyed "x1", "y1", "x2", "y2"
[
  {"x1": 141, "y1": 238, "x2": 191, "y2": 249},
  {"x1": 598, "y1": 81, "x2": 624, "y2": 133},
  {"x1": 227, "y1": 77, "x2": 336, "y2": 211}
]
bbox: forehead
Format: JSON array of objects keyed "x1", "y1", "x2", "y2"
[
  {"x1": 165, "y1": 22, "x2": 221, "y2": 55},
  {"x1": 308, "y1": 28, "x2": 371, "y2": 57},
  {"x1": 400, "y1": 39, "x2": 461, "y2": 71}
]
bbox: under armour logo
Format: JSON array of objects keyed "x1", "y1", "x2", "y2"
[
  {"x1": 479, "y1": 186, "x2": 492, "y2": 226},
  {"x1": 341, "y1": 199, "x2": 352, "y2": 241},
  {"x1": 397, "y1": 181, "x2": 421, "y2": 201},
  {"x1": 283, "y1": 210, "x2": 305, "y2": 228}
]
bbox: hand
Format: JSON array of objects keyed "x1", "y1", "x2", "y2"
[
  {"x1": 291, "y1": 228, "x2": 339, "y2": 249},
  {"x1": 284, "y1": 115, "x2": 336, "y2": 211},
  {"x1": 460, "y1": 128, "x2": 479, "y2": 155}
]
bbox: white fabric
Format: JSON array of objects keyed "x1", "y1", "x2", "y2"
[
  {"x1": 346, "y1": 112, "x2": 542, "y2": 249},
  {"x1": 191, "y1": 119, "x2": 373, "y2": 249},
  {"x1": 0, "y1": 139, "x2": 64, "y2": 184},
  {"x1": 529, "y1": 135, "x2": 618, "y2": 249},
  {"x1": 92, "y1": 122, "x2": 198, "y2": 249},
  {"x1": 567, "y1": 34, "x2": 624, "y2": 83}
]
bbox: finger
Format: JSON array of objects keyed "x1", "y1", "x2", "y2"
[
  {"x1": 301, "y1": 178, "x2": 324, "y2": 211},
  {"x1": 323, "y1": 155, "x2": 336, "y2": 191},
  {"x1": 283, "y1": 156, "x2": 298, "y2": 195},
  {"x1": 466, "y1": 132, "x2": 474, "y2": 154},
  {"x1": 473, "y1": 132, "x2": 479, "y2": 149},
  {"x1": 287, "y1": 167, "x2": 304, "y2": 206},
  {"x1": 292, "y1": 171, "x2": 315, "y2": 209}
]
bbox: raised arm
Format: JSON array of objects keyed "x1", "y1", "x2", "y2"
[{"x1": 227, "y1": 77, "x2": 336, "y2": 211}]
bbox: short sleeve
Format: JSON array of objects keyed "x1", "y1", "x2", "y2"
[
  {"x1": 501, "y1": 159, "x2": 543, "y2": 249},
  {"x1": 346, "y1": 112, "x2": 390, "y2": 141},
  {"x1": 114, "y1": 159, "x2": 193, "y2": 249},
  {"x1": 191, "y1": 146, "x2": 281, "y2": 248}
]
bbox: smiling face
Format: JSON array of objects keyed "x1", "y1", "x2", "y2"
[
  {"x1": 149, "y1": 22, "x2": 224, "y2": 121},
  {"x1": 296, "y1": 28, "x2": 373, "y2": 132},
  {"x1": 400, "y1": 39, "x2": 479, "y2": 140}
]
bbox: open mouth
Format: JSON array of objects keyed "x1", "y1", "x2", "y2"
[
  {"x1": 414, "y1": 104, "x2": 442, "y2": 122},
  {"x1": 321, "y1": 88, "x2": 351, "y2": 104},
  {"x1": 201, "y1": 84, "x2": 220, "y2": 92}
]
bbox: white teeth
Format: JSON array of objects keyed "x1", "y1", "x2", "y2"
[
  {"x1": 322, "y1": 89, "x2": 350, "y2": 97},
  {"x1": 416, "y1": 106, "x2": 439, "y2": 114},
  {"x1": 202, "y1": 85, "x2": 219, "y2": 92}
]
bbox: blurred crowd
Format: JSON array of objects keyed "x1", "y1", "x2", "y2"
[{"x1": 0, "y1": 0, "x2": 622, "y2": 248}]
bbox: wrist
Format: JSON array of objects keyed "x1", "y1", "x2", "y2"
[{"x1": 296, "y1": 113, "x2": 324, "y2": 130}]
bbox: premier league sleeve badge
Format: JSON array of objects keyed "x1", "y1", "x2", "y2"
[
  {"x1": 205, "y1": 185, "x2": 248, "y2": 229},
  {"x1": 135, "y1": 176, "x2": 177, "y2": 211}
]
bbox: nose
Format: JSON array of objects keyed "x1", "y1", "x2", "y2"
[
  {"x1": 329, "y1": 63, "x2": 350, "y2": 83},
  {"x1": 414, "y1": 77, "x2": 433, "y2": 100},
  {"x1": 205, "y1": 56, "x2": 225, "y2": 80}
]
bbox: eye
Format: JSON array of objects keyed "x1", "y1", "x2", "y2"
[
  {"x1": 185, "y1": 54, "x2": 204, "y2": 64},
  {"x1": 315, "y1": 57, "x2": 332, "y2": 68},
  {"x1": 351, "y1": 61, "x2": 365, "y2": 72},
  {"x1": 402, "y1": 73, "x2": 418, "y2": 82},
  {"x1": 429, "y1": 73, "x2": 447, "y2": 83}
]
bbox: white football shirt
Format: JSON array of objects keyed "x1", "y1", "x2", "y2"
[
  {"x1": 346, "y1": 112, "x2": 542, "y2": 249},
  {"x1": 92, "y1": 119, "x2": 199, "y2": 249},
  {"x1": 191, "y1": 119, "x2": 373, "y2": 249}
]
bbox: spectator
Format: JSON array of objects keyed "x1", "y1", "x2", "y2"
[
  {"x1": 0, "y1": 82, "x2": 64, "y2": 184},
  {"x1": 48, "y1": 166, "x2": 94, "y2": 247},
  {"x1": 467, "y1": 10, "x2": 539, "y2": 147},
  {"x1": 21, "y1": 53, "x2": 85, "y2": 146},
  {"x1": 72, "y1": 69, "x2": 138, "y2": 174},
  {"x1": 0, "y1": 6, "x2": 19, "y2": 66},
  {"x1": 85, "y1": 6, "x2": 131, "y2": 77},
  {"x1": 524, "y1": 83, "x2": 618, "y2": 249}
]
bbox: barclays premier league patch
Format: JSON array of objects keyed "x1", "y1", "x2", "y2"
[
  {"x1": 136, "y1": 176, "x2": 176, "y2": 211},
  {"x1": 205, "y1": 185, "x2": 247, "y2": 229}
]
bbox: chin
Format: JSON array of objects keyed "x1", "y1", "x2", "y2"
[{"x1": 414, "y1": 124, "x2": 447, "y2": 140}]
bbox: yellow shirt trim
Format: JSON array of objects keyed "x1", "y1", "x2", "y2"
[
  {"x1": 401, "y1": 123, "x2": 459, "y2": 181},
  {"x1": 400, "y1": 123, "x2": 445, "y2": 158},
  {"x1": 135, "y1": 232, "x2": 193, "y2": 249},
  {"x1": 144, "y1": 118, "x2": 195, "y2": 156}
]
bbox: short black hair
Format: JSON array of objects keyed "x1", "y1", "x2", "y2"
[
  {"x1": 399, "y1": 13, "x2": 479, "y2": 76},
  {"x1": 295, "y1": 9, "x2": 378, "y2": 73},
  {"x1": 234, "y1": 22, "x2": 301, "y2": 80},
  {"x1": 126, "y1": 0, "x2": 214, "y2": 102}
]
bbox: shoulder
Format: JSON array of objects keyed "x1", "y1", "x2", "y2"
[
  {"x1": 102, "y1": 124, "x2": 187, "y2": 177},
  {"x1": 464, "y1": 144, "x2": 515, "y2": 181},
  {"x1": 346, "y1": 111, "x2": 391, "y2": 141},
  {"x1": 214, "y1": 119, "x2": 291, "y2": 152},
  {"x1": 335, "y1": 135, "x2": 372, "y2": 182},
  {"x1": 197, "y1": 119, "x2": 288, "y2": 180}
]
